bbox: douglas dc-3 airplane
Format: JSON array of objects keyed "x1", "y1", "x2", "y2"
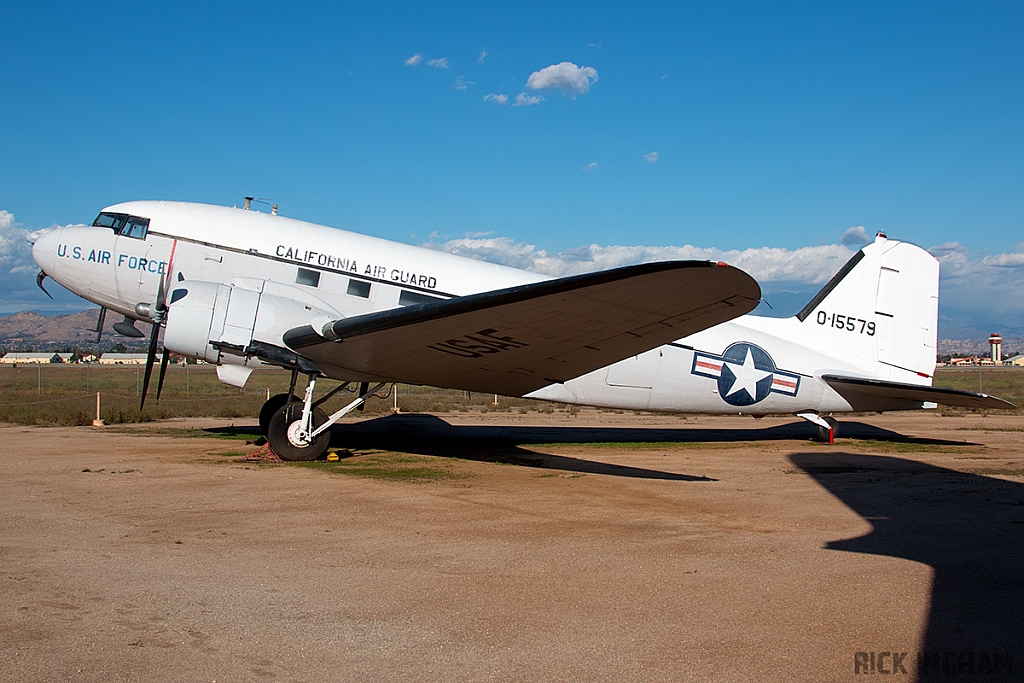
[{"x1": 31, "y1": 200, "x2": 1013, "y2": 459}]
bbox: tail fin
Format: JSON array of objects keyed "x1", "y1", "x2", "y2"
[{"x1": 795, "y1": 235, "x2": 938, "y2": 382}]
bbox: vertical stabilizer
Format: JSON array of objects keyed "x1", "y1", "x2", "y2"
[{"x1": 794, "y1": 235, "x2": 938, "y2": 382}]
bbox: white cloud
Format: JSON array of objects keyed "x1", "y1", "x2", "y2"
[
  {"x1": 839, "y1": 225, "x2": 871, "y2": 246},
  {"x1": 478, "y1": 49, "x2": 488, "y2": 64},
  {"x1": 643, "y1": 151, "x2": 659, "y2": 163},
  {"x1": 0, "y1": 210, "x2": 76, "y2": 275},
  {"x1": 982, "y1": 244, "x2": 1024, "y2": 268},
  {"x1": 427, "y1": 57, "x2": 449, "y2": 69},
  {"x1": 0, "y1": 211, "x2": 49, "y2": 274},
  {"x1": 514, "y1": 92, "x2": 542, "y2": 107},
  {"x1": 404, "y1": 54, "x2": 422, "y2": 66},
  {"x1": 483, "y1": 93, "x2": 508, "y2": 106},
  {"x1": 928, "y1": 241, "x2": 1024, "y2": 318},
  {"x1": 526, "y1": 62, "x2": 598, "y2": 97},
  {"x1": 423, "y1": 233, "x2": 855, "y2": 284},
  {"x1": 420, "y1": 233, "x2": 1024, "y2": 327},
  {"x1": 0, "y1": 211, "x2": 25, "y2": 268},
  {"x1": 454, "y1": 76, "x2": 473, "y2": 90},
  {"x1": 586, "y1": 162, "x2": 598, "y2": 172}
]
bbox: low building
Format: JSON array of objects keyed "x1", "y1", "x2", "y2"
[
  {"x1": 0, "y1": 352, "x2": 65, "y2": 364},
  {"x1": 1005, "y1": 354, "x2": 1024, "y2": 367},
  {"x1": 97, "y1": 353, "x2": 160, "y2": 365}
]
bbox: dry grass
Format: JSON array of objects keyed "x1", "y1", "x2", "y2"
[
  {"x1": 932, "y1": 367, "x2": 1024, "y2": 414},
  {"x1": 0, "y1": 364, "x2": 545, "y2": 425}
]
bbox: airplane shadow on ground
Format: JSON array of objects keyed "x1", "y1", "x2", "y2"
[
  {"x1": 333, "y1": 413, "x2": 719, "y2": 481},
  {"x1": 328, "y1": 412, "x2": 978, "y2": 447},
  {"x1": 790, "y1": 453, "x2": 1024, "y2": 681},
  {"x1": 207, "y1": 414, "x2": 980, "y2": 481},
  {"x1": 325, "y1": 413, "x2": 977, "y2": 481}
]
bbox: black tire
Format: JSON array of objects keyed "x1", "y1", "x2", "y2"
[
  {"x1": 815, "y1": 416, "x2": 839, "y2": 443},
  {"x1": 259, "y1": 393, "x2": 293, "y2": 436},
  {"x1": 267, "y1": 403, "x2": 331, "y2": 461}
]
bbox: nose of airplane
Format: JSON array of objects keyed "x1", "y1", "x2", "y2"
[{"x1": 32, "y1": 227, "x2": 62, "y2": 274}]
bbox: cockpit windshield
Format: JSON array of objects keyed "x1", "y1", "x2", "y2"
[{"x1": 93, "y1": 212, "x2": 149, "y2": 239}]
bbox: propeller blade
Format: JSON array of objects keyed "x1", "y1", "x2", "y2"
[
  {"x1": 140, "y1": 322, "x2": 160, "y2": 410},
  {"x1": 92, "y1": 307, "x2": 107, "y2": 344},
  {"x1": 155, "y1": 263, "x2": 168, "y2": 312},
  {"x1": 155, "y1": 349, "x2": 171, "y2": 401},
  {"x1": 155, "y1": 239, "x2": 178, "y2": 316},
  {"x1": 36, "y1": 271, "x2": 53, "y2": 299},
  {"x1": 142, "y1": 240, "x2": 178, "y2": 410}
]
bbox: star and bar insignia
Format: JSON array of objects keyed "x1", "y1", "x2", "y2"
[{"x1": 691, "y1": 342, "x2": 801, "y2": 407}]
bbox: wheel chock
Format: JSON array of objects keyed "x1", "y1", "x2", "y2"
[{"x1": 243, "y1": 443, "x2": 283, "y2": 462}]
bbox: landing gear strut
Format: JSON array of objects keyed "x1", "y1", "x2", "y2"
[{"x1": 265, "y1": 375, "x2": 387, "y2": 461}]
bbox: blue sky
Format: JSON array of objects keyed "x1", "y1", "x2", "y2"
[{"x1": 2, "y1": 2, "x2": 1023, "y2": 333}]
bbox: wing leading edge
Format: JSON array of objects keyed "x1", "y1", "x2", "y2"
[
  {"x1": 822, "y1": 375, "x2": 1016, "y2": 411},
  {"x1": 284, "y1": 261, "x2": 761, "y2": 396}
]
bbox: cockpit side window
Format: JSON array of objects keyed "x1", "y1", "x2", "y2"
[
  {"x1": 121, "y1": 216, "x2": 149, "y2": 239},
  {"x1": 92, "y1": 212, "x2": 149, "y2": 239}
]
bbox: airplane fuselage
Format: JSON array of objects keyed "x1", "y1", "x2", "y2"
[{"x1": 32, "y1": 200, "x2": 945, "y2": 420}]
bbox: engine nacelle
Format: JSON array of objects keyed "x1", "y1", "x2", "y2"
[{"x1": 163, "y1": 280, "x2": 339, "y2": 369}]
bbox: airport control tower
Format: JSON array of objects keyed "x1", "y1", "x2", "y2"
[{"x1": 989, "y1": 333, "x2": 1003, "y2": 363}]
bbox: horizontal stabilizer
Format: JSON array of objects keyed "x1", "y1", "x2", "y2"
[
  {"x1": 822, "y1": 374, "x2": 1016, "y2": 411},
  {"x1": 285, "y1": 261, "x2": 760, "y2": 396}
]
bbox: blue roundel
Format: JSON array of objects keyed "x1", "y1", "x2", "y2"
[{"x1": 718, "y1": 342, "x2": 779, "y2": 407}]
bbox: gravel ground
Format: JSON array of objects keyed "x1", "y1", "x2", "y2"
[{"x1": 1, "y1": 410, "x2": 1022, "y2": 683}]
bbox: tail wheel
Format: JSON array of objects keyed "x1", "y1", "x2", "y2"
[
  {"x1": 267, "y1": 402, "x2": 331, "y2": 461},
  {"x1": 259, "y1": 393, "x2": 293, "y2": 436},
  {"x1": 815, "y1": 416, "x2": 839, "y2": 443}
]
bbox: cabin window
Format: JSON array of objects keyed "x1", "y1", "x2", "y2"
[
  {"x1": 295, "y1": 267, "x2": 321, "y2": 287},
  {"x1": 346, "y1": 279, "x2": 371, "y2": 298},
  {"x1": 399, "y1": 290, "x2": 442, "y2": 307}
]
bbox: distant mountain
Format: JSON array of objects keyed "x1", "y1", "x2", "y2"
[
  {"x1": 0, "y1": 309, "x2": 147, "y2": 351},
  {"x1": 937, "y1": 305, "x2": 1024, "y2": 341}
]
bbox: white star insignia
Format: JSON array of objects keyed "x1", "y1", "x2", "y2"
[{"x1": 724, "y1": 348, "x2": 772, "y2": 401}]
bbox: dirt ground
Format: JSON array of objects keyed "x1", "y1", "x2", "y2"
[{"x1": 1, "y1": 409, "x2": 1022, "y2": 683}]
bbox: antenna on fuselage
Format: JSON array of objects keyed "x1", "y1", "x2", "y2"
[{"x1": 241, "y1": 197, "x2": 277, "y2": 214}]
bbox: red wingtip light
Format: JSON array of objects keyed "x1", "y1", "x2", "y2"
[{"x1": 716, "y1": 261, "x2": 728, "y2": 267}]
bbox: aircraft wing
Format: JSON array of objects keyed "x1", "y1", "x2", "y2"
[
  {"x1": 283, "y1": 261, "x2": 760, "y2": 396},
  {"x1": 822, "y1": 375, "x2": 1016, "y2": 411}
]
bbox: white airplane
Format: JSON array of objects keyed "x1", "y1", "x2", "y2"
[{"x1": 31, "y1": 200, "x2": 1012, "y2": 459}]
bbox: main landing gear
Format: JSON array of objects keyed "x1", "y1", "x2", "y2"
[{"x1": 262, "y1": 373, "x2": 388, "y2": 461}]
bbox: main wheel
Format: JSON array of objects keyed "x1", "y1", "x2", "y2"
[
  {"x1": 259, "y1": 393, "x2": 293, "y2": 436},
  {"x1": 815, "y1": 416, "x2": 839, "y2": 443},
  {"x1": 267, "y1": 402, "x2": 331, "y2": 461}
]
